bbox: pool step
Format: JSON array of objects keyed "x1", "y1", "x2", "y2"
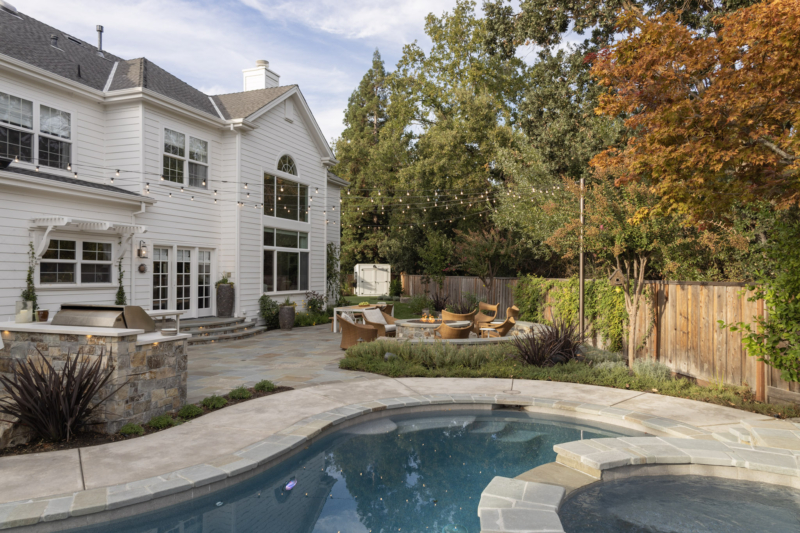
[
  {"x1": 497, "y1": 430, "x2": 545, "y2": 443},
  {"x1": 469, "y1": 421, "x2": 509, "y2": 434},
  {"x1": 397, "y1": 416, "x2": 477, "y2": 434}
]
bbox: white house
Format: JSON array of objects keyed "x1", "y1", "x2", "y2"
[{"x1": 0, "y1": 3, "x2": 345, "y2": 323}]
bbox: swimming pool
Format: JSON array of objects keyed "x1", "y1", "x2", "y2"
[
  {"x1": 67, "y1": 410, "x2": 645, "y2": 533},
  {"x1": 560, "y1": 475, "x2": 800, "y2": 533}
]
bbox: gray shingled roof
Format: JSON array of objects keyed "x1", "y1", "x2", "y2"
[
  {"x1": 211, "y1": 86, "x2": 296, "y2": 120},
  {"x1": 0, "y1": 8, "x2": 301, "y2": 121},
  {"x1": 0, "y1": 8, "x2": 121, "y2": 91},
  {"x1": 1, "y1": 164, "x2": 148, "y2": 199},
  {"x1": 108, "y1": 58, "x2": 219, "y2": 117}
]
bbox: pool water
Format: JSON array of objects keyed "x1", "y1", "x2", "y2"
[
  {"x1": 68, "y1": 410, "x2": 643, "y2": 533},
  {"x1": 560, "y1": 475, "x2": 800, "y2": 533}
]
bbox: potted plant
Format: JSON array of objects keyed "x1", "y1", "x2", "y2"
[
  {"x1": 215, "y1": 276, "x2": 235, "y2": 318},
  {"x1": 278, "y1": 297, "x2": 296, "y2": 330}
]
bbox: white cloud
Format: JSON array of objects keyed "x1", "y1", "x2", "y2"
[
  {"x1": 17, "y1": 0, "x2": 462, "y2": 139},
  {"x1": 239, "y1": 0, "x2": 456, "y2": 45}
]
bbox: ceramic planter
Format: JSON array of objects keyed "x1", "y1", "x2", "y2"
[{"x1": 216, "y1": 284, "x2": 235, "y2": 317}]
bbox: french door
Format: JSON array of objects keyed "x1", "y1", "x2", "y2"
[
  {"x1": 150, "y1": 246, "x2": 215, "y2": 317},
  {"x1": 176, "y1": 249, "x2": 192, "y2": 311},
  {"x1": 197, "y1": 250, "x2": 213, "y2": 317},
  {"x1": 152, "y1": 248, "x2": 170, "y2": 310}
]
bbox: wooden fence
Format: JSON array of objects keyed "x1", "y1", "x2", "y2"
[{"x1": 400, "y1": 274, "x2": 800, "y2": 405}]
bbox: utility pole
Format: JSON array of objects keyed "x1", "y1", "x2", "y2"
[{"x1": 579, "y1": 177, "x2": 585, "y2": 337}]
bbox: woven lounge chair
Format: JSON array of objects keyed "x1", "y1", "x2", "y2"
[
  {"x1": 506, "y1": 305, "x2": 520, "y2": 321},
  {"x1": 339, "y1": 318, "x2": 377, "y2": 349},
  {"x1": 473, "y1": 303, "x2": 499, "y2": 334},
  {"x1": 380, "y1": 304, "x2": 394, "y2": 316},
  {"x1": 362, "y1": 308, "x2": 398, "y2": 337},
  {"x1": 434, "y1": 322, "x2": 472, "y2": 339},
  {"x1": 441, "y1": 309, "x2": 478, "y2": 324},
  {"x1": 481, "y1": 317, "x2": 516, "y2": 338}
]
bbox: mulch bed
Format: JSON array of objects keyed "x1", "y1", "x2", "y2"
[{"x1": 0, "y1": 385, "x2": 292, "y2": 458}]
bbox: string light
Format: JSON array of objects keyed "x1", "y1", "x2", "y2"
[{"x1": 116, "y1": 170, "x2": 120, "y2": 177}]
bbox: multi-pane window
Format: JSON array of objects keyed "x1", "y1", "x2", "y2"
[
  {"x1": 198, "y1": 250, "x2": 211, "y2": 310},
  {"x1": 263, "y1": 175, "x2": 308, "y2": 222},
  {"x1": 176, "y1": 249, "x2": 191, "y2": 311},
  {"x1": 0, "y1": 92, "x2": 33, "y2": 162},
  {"x1": 39, "y1": 240, "x2": 112, "y2": 284},
  {"x1": 162, "y1": 128, "x2": 208, "y2": 188},
  {"x1": 263, "y1": 227, "x2": 309, "y2": 292},
  {"x1": 38, "y1": 105, "x2": 71, "y2": 170},
  {"x1": 0, "y1": 92, "x2": 71, "y2": 169}
]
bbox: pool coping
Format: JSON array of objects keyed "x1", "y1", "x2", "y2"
[{"x1": 0, "y1": 389, "x2": 796, "y2": 531}]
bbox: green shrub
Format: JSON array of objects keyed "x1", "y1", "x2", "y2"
[
  {"x1": 201, "y1": 395, "x2": 228, "y2": 410},
  {"x1": 229, "y1": 386, "x2": 252, "y2": 400},
  {"x1": 148, "y1": 414, "x2": 178, "y2": 430},
  {"x1": 254, "y1": 379, "x2": 276, "y2": 393},
  {"x1": 294, "y1": 312, "x2": 330, "y2": 327},
  {"x1": 305, "y1": 291, "x2": 326, "y2": 314},
  {"x1": 259, "y1": 295, "x2": 280, "y2": 329},
  {"x1": 581, "y1": 345, "x2": 625, "y2": 364},
  {"x1": 390, "y1": 279, "x2": 403, "y2": 297},
  {"x1": 119, "y1": 423, "x2": 144, "y2": 436},
  {"x1": 178, "y1": 404, "x2": 204, "y2": 419},
  {"x1": 408, "y1": 294, "x2": 433, "y2": 315},
  {"x1": 593, "y1": 361, "x2": 627, "y2": 373},
  {"x1": 632, "y1": 360, "x2": 672, "y2": 381}
]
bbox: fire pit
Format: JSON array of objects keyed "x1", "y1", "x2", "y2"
[{"x1": 395, "y1": 318, "x2": 471, "y2": 339}]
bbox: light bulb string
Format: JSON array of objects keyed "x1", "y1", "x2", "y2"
[{"x1": 343, "y1": 208, "x2": 494, "y2": 229}]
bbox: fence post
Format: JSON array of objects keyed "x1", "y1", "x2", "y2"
[{"x1": 756, "y1": 298, "x2": 766, "y2": 402}]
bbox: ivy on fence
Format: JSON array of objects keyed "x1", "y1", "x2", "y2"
[{"x1": 513, "y1": 275, "x2": 628, "y2": 352}]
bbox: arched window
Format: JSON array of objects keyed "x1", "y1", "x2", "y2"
[{"x1": 278, "y1": 155, "x2": 297, "y2": 175}]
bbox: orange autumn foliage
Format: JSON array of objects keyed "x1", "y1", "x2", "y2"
[{"x1": 590, "y1": 0, "x2": 800, "y2": 219}]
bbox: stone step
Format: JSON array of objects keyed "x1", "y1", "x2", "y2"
[
  {"x1": 179, "y1": 317, "x2": 247, "y2": 332},
  {"x1": 187, "y1": 326, "x2": 267, "y2": 345},
  {"x1": 187, "y1": 321, "x2": 259, "y2": 337},
  {"x1": 728, "y1": 425, "x2": 753, "y2": 444}
]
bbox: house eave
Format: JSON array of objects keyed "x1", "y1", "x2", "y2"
[
  {"x1": 0, "y1": 53, "x2": 106, "y2": 102},
  {"x1": 105, "y1": 88, "x2": 227, "y2": 128},
  {"x1": 0, "y1": 169, "x2": 156, "y2": 207}
]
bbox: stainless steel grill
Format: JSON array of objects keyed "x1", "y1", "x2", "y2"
[{"x1": 51, "y1": 304, "x2": 155, "y2": 332}]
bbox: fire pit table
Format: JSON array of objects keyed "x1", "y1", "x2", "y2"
[{"x1": 395, "y1": 318, "x2": 472, "y2": 340}]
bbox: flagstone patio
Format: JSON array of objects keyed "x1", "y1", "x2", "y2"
[{"x1": 187, "y1": 324, "x2": 383, "y2": 402}]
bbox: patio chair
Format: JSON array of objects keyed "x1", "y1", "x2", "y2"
[
  {"x1": 380, "y1": 304, "x2": 394, "y2": 316},
  {"x1": 339, "y1": 316, "x2": 378, "y2": 350},
  {"x1": 362, "y1": 308, "x2": 398, "y2": 337},
  {"x1": 473, "y1": 303, "x2": 499, "y2": 334},
  {"x1": 441, "y1": 309, "x2": 478, "y2": 324},
  {"x1": 434, "y1": 322, "x2": 472, "y2": 339},
  {"x1": 506, "y1": 306, "x2": 520, "y2": 321},
  {"x1": 481, "y1": 317, "x2": 516, "y2": 338}
]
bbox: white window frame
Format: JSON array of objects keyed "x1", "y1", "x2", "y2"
[
  {"x1": 161, "y1": 127, "x2": 209, "y2": 189},
  {"x1": 37, "y1": 238, "x2": 114, "y2": 287},
  {"x1": 0, "y1": 89, "x2": 74, "y2": 172},
  {"x1": 263, "y1": 171, "x2": 309, "y2": 224},
  {"x1": 262, "y1": 227, "x2": 310, "y2": 294}
]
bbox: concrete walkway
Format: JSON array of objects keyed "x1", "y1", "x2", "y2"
[
  {"x1": 186, "y1": 324, "x2": 382, "y2": 402},
  {"x1": 0, "y1": 377, "x2": 778, "y2": 508}
]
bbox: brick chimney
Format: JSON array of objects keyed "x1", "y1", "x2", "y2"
[{"x1": 242, "y1": 60, "x2": 280, "y2": 91}]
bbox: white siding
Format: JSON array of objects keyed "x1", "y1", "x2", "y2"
[
  {"x1": 238, "y1": 94, "x2": 330, "y2": 315},
  {"x1": 0, "y1": 68, "x2": 335, "y2": 320}
]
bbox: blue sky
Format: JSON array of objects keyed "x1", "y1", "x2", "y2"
[{"x1": 22, "y1": 0, "x2": 467, "y2": 142}]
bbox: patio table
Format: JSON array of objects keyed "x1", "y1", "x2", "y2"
[{"x1": 332, "y1": 305, "x2": 394, "y2": 333}]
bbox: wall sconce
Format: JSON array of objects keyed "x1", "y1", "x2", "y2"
[{"x1": 137, "y1": 241, "x2": 148, "y2": 258}]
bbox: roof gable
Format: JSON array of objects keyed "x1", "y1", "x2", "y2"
[{"x1": 211, "y1": 86, "x2": 295, "y2": 121}]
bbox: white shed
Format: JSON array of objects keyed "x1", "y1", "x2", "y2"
[{"x1": 354, "y1": 264, "x2": 391, "y2": 297}]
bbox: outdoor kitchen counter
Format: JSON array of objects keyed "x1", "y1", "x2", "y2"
[{"x1": 0, "y1": 321, "x2": 144, "y2": 337}]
